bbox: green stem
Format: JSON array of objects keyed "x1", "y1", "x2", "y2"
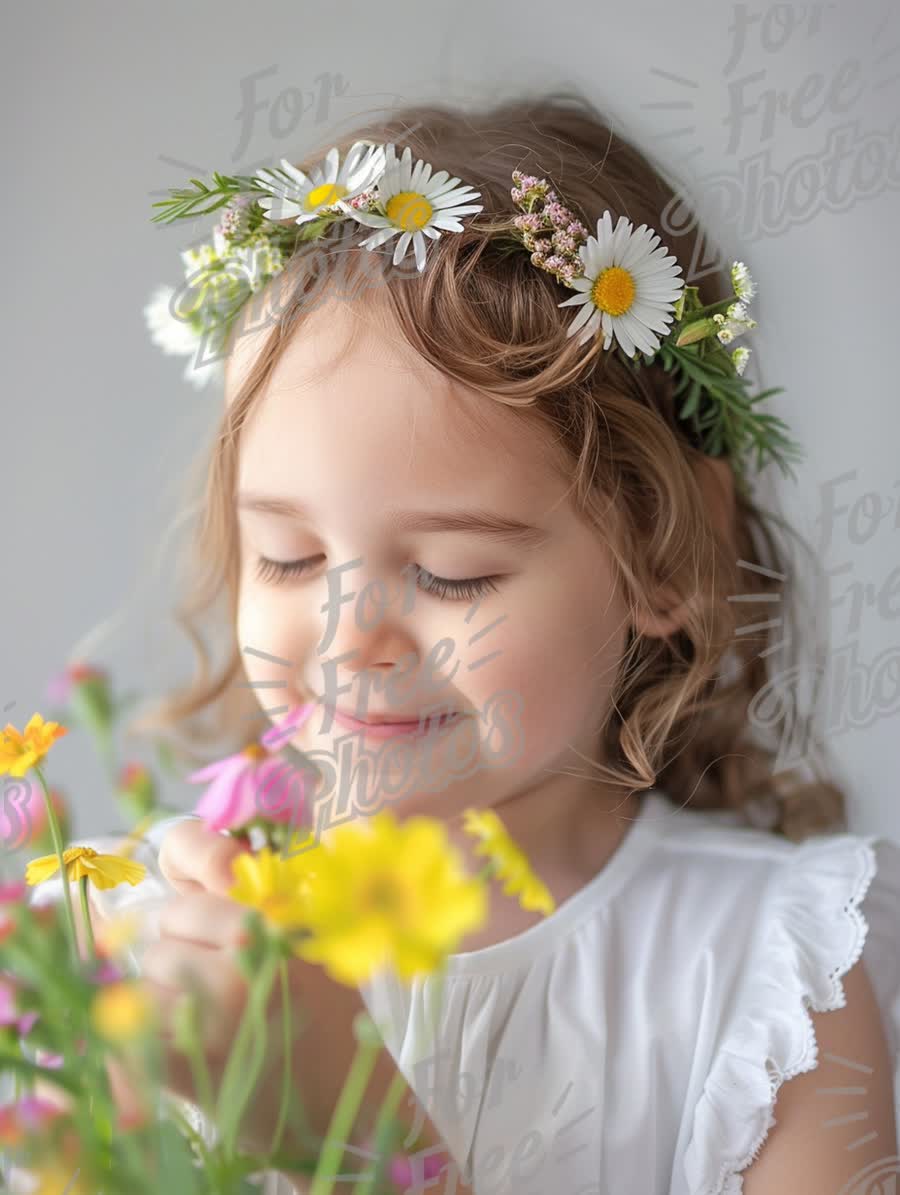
[
  {"x1": 79, "y1": 876, "x2": 96, "y2": 958},
  {"x1": 267, "y1": 957, "x2": 293, "y2": 1160},
  {"x1": 355, "y1": 1066, "x2": 409, "y2": 1195},
  {"x1": 32, "y1": 764, "x2": 79, "y2": 968},
  {"x1": 179, "y1": 994, "x2": 216, "y2": 1126},
  {"x1": 217, "y1": 947, "x2": 279, "y2": 1158},
  {"x1": 309, "y1": 1028, "x2": 382, "y2": 1195}
]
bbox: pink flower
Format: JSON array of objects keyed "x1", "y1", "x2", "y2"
[
  {"x1": 188, "y1": 704, "x2": 315, "y2": 833},
  {"x1": 0, "y1": 976, "x2": 38, "y2": 1036},
  {"x1": 92, "y1": 960, "x2": 124, "y2": 985},
  {"x1": 0, "y1": 881, "x2": 26, "y2": 944},
  {"x1": 36, "y1": 1047, "x2": 65, "y2": 1069},
  {"x1": 0, "y1": 1095, "x2": 61, "y2": 1145},
  {"x1": 389, "y1": 1147, "x2": 451, "y2": 1189},
  {"x1": 45, "y1": 661, "x2": 108, "y2": 706}
]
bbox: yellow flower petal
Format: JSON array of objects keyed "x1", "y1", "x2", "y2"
[
  {"x1": 25, "y1": 852, "x2": 63, "y2": 886},
  {"x1": 25, "y1": 846, "x2": 146, "y2": 891},
  {"x1": 461, "y1": 805, "x2": 556, "y2": 916},
  {"x1": 228, "y1": 846, "x2": 313, "y2": 932},
  {"x1": 0, "y1": 714, "x2": 68, "y2": 778},
  {"x1": 292, "y1": 809, "x2": 488, "y2": 986},
  {"x1": 91, "y1": 981, "x2": 154, "y2": 1042}
]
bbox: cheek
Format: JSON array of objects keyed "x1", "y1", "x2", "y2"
[{"x1": 236, "y1": 588, "x2": 310, "y2": 699}]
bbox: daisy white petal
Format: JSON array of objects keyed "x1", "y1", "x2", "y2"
[
  {"x1": 255, "y1": 142, "x2": 386, "y2": 226},
  {"x1": 343, "y1": 143, "x2": 483, "y2": 274},
  {"x1": 558, "y1": 211, "x2": 685, "y2": 356}
]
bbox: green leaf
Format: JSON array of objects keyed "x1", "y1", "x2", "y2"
[{"x1": 153, "y1": 1118, "x2": 204, "y2": 1193}]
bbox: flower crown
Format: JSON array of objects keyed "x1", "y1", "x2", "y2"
[{"x1": 145, "y1": 140, "x2": 804, "y2": 495}]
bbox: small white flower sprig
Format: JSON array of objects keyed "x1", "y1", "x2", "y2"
[
  {"x1": 145, "y1": 141, "x2": 483, "y2": 390},
  {"x1": 508, "y1": 171, "x2": 804, "y2": 491}
]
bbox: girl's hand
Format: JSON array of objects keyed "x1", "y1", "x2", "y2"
[{"x1": 147, "y1": 820, "x2": 472, "y2": 1191}]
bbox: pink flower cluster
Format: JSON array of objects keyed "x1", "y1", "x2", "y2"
[{"x1": 510, "y1": 169, "x2": 589, "y2": 287}]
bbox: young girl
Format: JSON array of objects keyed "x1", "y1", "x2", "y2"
[{"x1": 38, "y1": 92, "x2": 900, "y2": 1193}]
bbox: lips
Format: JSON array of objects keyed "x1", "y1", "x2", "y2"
[{"x1": 333, "y1": 706, "x2": 460, "y2": 726}]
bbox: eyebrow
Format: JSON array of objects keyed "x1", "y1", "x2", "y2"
[{"x1": 236, "y1": 493, "x2": 551, "y2": 550}]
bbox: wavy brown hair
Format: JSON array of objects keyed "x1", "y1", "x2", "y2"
[{"x1": 127, "y1": 89, "x2": 846, "y2": 843}]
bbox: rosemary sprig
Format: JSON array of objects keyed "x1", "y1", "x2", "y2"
[{"x1": 150, "y1": 172, "x2": 270, "y2": 224}]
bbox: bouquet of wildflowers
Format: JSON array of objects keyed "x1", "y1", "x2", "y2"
[{"x1": 0, "y1": 665, "x2": 555, "y2": 1193}]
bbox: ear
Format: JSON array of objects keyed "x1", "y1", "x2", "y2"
[{"x1": 631, "y1": 454, "x2": 736, "y2": 641}]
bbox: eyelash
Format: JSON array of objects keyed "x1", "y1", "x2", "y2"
[{"x1": 253, "y1": 556, "x2": 501, "y2": 602}]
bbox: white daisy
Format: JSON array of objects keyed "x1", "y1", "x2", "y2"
[
  {"x1": 730, "y1": 261, "x2": 756, "y2": 304},
  {"x1": 557, "y1": 211, "x2": 685, "y2": 356},
  {"x1": 342, "y1": 143, "x2": 483, "y2": 274},
  {"x1": 143, "y1": 283, "x2": 224, "y2": 391},
  {"x1": 254, "y1": 141, "x2": 387, "y2": 225}
]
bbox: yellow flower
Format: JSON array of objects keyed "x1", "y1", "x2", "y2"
[
  {"x1": 25, "y1": 846, "x2": 147, "y2": 891},
  {"x1": 91, "y1": 981, "x2": 154, "y2": 1042},
  {"x1": 23, "y1": 1165, "x2": 90, "y2": 1195},
  {"x1": 228, "y1": 846, "x2": 315, "y2": 933},
  {"x1": 462, "y1": 807, "x2": 556, "y2": 916},
  {"x1": 288, "y1": 811, "x2": 487, "y2": 987},
  {"x1": 0, "y1": 713, "x2": 68, "y2": 778},
  {"x1": 95, "y1": 911, "x2": 141, "y2": 957}
]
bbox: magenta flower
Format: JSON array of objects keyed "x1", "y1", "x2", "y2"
[
  {"x1": 0, "y1": 1095, "x2": 61, "y2": 1145},
  {"x1": 388, "y1": 1147, "x2": 451, "y2": 1189},
  {"x1": 188, "y1": 703, "x2": 315, "y2": 832},
  {"x1": 45, "y1": 660, "x2": 108, "y2": 706},
  {"x1": 0, "y1": 881, "x2": 26, "y2": 945},
  {"x1": 0, "y1": 977, "x2": 38, "y2": 1036}
]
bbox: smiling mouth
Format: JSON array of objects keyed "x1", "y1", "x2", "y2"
[{"x1": 322, "y1": 703, "x2": 465, "y2": 738}]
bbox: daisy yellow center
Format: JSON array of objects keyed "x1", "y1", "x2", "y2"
[
  {"x1": 242, "y1": 742, "x2": 268, "y2": 762},
  {"x1": 362, "y1": 873, "x2": 403, "y2": 918},
  {"x1": 591, "y1": 266, "x2": 636, "y2": 317},
  {"x1": 385, "y1": 191, "x2": 433, "y2": 232},
  {"x1": 68, "y1": 846, "x2": 97, "y2": 861},
  {"x1": 305, "y1": 182, "x2": 348, "y2": 211}
]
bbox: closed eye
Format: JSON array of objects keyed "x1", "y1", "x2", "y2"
[{"x1": 253, "y1": 556, "x2": 501, "y2": 602}]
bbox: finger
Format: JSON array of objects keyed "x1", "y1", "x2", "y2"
[
  {"x1": 157, "y1": 892, "x2": 253, "y2": 951},
  {"x1": 140, "y1": 943, "x2": 248, "y2": 1051},
  {"x1": 158, "y1": 819, "x2": 249, "y2": 898}
]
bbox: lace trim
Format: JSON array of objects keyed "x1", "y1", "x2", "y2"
[{"x1": 686, "y1": 834, "x2": 879, "y2": 1195}]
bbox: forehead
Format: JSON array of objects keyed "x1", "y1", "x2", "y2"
[{"x1": 232, "y1": 293, "x2": 570, "y2": 508}]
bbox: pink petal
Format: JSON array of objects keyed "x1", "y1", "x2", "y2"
[
  {"x1": 254, "y1": 757, "x2": 308, "y2": 826},
  {"x1": 187, "y1": 753, "x2": 246, "y2": 784},
  {"x1": 0, "y1": 882, "x2": 27, "y2": 905},
  {"x1": 261, "y1": 703, "x2": 315, "y2": 750},
  {"x1": 191, "y1": 757, "x2": 252, "y2": 829}
]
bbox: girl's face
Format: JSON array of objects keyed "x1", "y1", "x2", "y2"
[{"x1": 231, "y1": 295, "x2": 633, "y2": 833}]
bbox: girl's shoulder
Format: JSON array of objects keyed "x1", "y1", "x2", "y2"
[{"x1": 648, "y1": 792, "x2": 900, "y2": 1194}]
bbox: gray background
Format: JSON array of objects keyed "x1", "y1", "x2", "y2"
[{"x1": 3, "y1": 0, "x2": 898, "y2": 843}]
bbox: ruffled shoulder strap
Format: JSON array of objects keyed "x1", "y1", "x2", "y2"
[{"x1": 682, "y1": 829, "x2": 900, "y2": 1195}]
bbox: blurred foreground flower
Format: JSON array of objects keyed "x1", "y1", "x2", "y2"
[
  {"x1": 229, "y1": 845, "x2": 316, "y2": 932},
  {"x1": 116, "y1": 762, "x2": 158, "y2": 821},
  {"x1": 25, "y1": 846, "x2": 147, "y2": 891},
  {"x1": 237, "y1": 809, "x2": 489, "y2": 986},
  {"x1": 91, "y1": 980, "x2": 155, "y2": 1043},
  {"x1": 462, "y1": 807, "x2": 556, "y2": 915},
  {"x1": 0, "y1": 1096, "x2": 61, "y2": 1146}
]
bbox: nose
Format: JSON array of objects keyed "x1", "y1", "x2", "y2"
[{"x1": 316, "y1": 564, "x2": 418, "y2": 678}]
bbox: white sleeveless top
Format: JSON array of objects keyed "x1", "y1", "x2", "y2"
[{"x1": 27, "y1": 787, "x2": 900, "y2": 1194}]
